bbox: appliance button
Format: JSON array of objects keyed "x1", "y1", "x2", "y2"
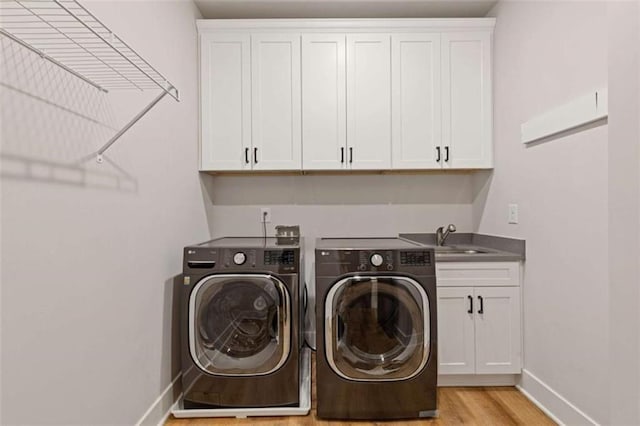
[
  {"x1": 233, "y1": 252, "x2": 246, "y2": 265},
  {"x1": 358, "y1": 264, "x2": 367, "y2": 271},
  {"x1": 386, "y1": 264, "x2": 393, "y2": 270},
  {"x1": 370, "y1": 253, "x2": 384, "y2": 267}
]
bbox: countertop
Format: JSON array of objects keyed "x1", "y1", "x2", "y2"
[{"x1": 399, "y1": 233, "x2": 525, "y2": 262}]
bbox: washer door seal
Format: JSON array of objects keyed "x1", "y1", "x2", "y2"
[
  {"x1": 325, "y1": 275, "x2": 430, "y2": 381},
  {"x1": 189, "y1": 274, "x2": 291, "y2": 376}
]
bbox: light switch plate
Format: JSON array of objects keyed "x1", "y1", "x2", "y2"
[{"x1": 508, "y1": 204, "x2": 519, "y2": 224}]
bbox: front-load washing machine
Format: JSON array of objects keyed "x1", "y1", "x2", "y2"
[
  {"x1": 315, "y1": 237, "x2": 437, "y2": 419},
  {"x1": 178, "y1": 237, "x2": 304, "y2": 410}
]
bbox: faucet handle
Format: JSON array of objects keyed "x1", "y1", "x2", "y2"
[{"x1": 447, "y1": 224, "x2": 457, "y2": 232}]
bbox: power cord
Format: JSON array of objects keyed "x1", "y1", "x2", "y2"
[
  {"x1": 302, "y1": 284, "x2": 316, "y2": 352},
  {"x1": 262, "y1": 210, "x2": 267, "y2": 240}
]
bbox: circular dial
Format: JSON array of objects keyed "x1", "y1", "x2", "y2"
[
  {"x1": 370, "y1": 253, "x2": 384, "y2": 267},
  {"x1": 233, "y1": 252, "x2": 247, "y2": 265}
]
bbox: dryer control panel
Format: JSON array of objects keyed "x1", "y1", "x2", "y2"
[{"x1": 316, "y1": 248, "x2": 434, "y2": 276}]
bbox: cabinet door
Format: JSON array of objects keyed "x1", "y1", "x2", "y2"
[
  {"x1": 346, "y1": 34, "x2": 391, "y2": 170},
  {"x1": 441, "y1": 32, "x2": 492, "y2": 169},
  {"x1": 391, "y1": 34, "x2": 441, "y2": 169},
  {"x1": 474, "y1": 287, "x2": 522, "y2": 374},
  {"x1": 437, "y1": 287, "x2": 476, "y2": 374},
  {"x1": 200, "y1": 34, "x2": 251, "y2": 171},
  {"x1": 301, "y1": 34, "x2": 347, "y2": 170},
  {"x1": 251, "y1": 34, "x2": 302, "y2": 170}
]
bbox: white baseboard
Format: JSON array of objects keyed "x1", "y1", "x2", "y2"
[
  {"x1": 438, "y1": 374, "x2": 518, "y2": 387},
  {"x1": 517, "y1": 369, "x2": 599, "y2": 426},
  {"x1": 136, "y1": 374, "x2": 182, "y2": 426}
]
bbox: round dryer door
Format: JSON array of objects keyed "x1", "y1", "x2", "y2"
[
  {"x1": 325, "y1": 276, "x2": 430, "y2": 381},
  {"x1": 189, "y1": 274, "x2": 291, "y2": 376}
]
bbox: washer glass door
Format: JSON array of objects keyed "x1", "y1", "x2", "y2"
[
  {"x1": 325, "y1": 276, "x2": 430, "y2": 381},
  {"x1": 189, "y1": 274, "x2": 291, "y2": 376}
]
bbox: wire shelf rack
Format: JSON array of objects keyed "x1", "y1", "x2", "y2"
[{"x1": 0, "y1": 0, "x2": 180, "y2": 161}]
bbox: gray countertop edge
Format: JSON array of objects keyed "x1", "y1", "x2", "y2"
[{"x1": 399, "y1": 233, "x2": 525, "y2": 262}]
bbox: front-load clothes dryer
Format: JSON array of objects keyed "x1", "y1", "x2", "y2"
[
  {"x1": 315, "y1": 237, "x2": 437, "y2": 420},
  {"x1": 179, "y1": 237, "x2": 304, "y2": 409}
]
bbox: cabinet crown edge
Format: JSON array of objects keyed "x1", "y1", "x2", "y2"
[{"x1": 196, "y1": 18, "x2": 496, "y2": 32}]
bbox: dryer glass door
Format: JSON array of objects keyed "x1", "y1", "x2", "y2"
[
  {"x1": 325, "y1": 276, "x2": 430, "y2": 381},
  {"x1": 189, "y1": 274, "x2": 291, "y2": 376}
]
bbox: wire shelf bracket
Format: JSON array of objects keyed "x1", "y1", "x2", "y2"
[{"x1": 0, "y1": 0, "x2": 180, "y2": 163}]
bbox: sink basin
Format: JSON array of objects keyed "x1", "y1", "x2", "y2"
[{"x1": 435, "y1": 246, "x2": 490, "y2": 255}]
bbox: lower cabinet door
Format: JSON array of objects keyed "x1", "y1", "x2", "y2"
[
  {"x1": 437, "y1": 287, "x2": 475, "y2": 374},
  {"x1": 474, "y1": 287, "x2": 522, "y2": 374}
]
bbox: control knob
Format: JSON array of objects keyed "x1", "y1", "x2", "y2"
[
  {"x1": 233, "y1": 252, "x2": 246, "y2": 265},
  {"x1": 370, "y1": 253, "x2": 384, "y2": 267}
]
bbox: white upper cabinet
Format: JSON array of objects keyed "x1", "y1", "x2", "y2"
[
  {"x1": 251, "y1": 34, "x2": 302, "y2": 170},
  {"x1": 441, "y1": 32, "x2": 493, "y2": 169},
  {"x1": 346, "y1": 34, "x2": 392, "y2": 170},
  {"x1": 197, "y1": 20, "x2": 494, "y2": 172},
  {"x1": 391, "y1": 34, "x2": 441, "y2": 169},
  {"x1": 200, "y1": 33, "x2": 251, "y2": 171},
  {"x1": 301, "y1": 34, "x2": 347, "y2": 170}
]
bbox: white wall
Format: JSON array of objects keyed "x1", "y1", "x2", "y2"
[
  {"x1": 0, "y1": 1, "x2": 207, "y2": 424},
  {"x1": 202, "y1": 172, "x2": 479, "y2": 342},
  {"x1": 476, "y1": 1, "x2": 609, "y2": 424},
  {"x1": 607, "y1": 2, "x2": 640, "y2": 424}
]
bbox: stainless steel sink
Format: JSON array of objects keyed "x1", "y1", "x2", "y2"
[{"x1": 435, "y1": 246, "x2": 491, "y2": 255}]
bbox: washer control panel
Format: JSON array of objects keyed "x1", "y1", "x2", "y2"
[
  {"x1": 264, "y1": 249, "x2": 295, "y2": 266},
  {"x1": 185, "y1": 246, "x2": 299, "y2": 273},
  {"x1": 357, "y1": 250, "x2": 395, "y2": 271},
  {"x1": 400, "y1": 250, "x2": 432, "y2": 266},
  {"x1": 233, "y1": 252, "x2": 246, "y2": 265},
  {"x1": 370, "y1": 253, "x2": 384, "y2": 267}
]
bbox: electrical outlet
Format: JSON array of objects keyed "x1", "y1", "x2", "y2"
[
  {"x1": 260, "y1": 207, "x2": 271, "y2": 223},
  {"x1": 508, "y1": 204, "x2": 519, "y2": 224}
]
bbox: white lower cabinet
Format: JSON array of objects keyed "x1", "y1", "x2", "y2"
[
  {"x1": 437, "y1": 287, "x2": 476, "y2": 374},
  {"x1": 437, "y1": 263, "x2": 522, "y2": 376},
  {"x1": 474, "y1": 286, "x2": 521, "y2": 374}
]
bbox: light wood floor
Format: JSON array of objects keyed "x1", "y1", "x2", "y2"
[{"x1": 166, "y1": 356, "x2": 555, "y2": 426}]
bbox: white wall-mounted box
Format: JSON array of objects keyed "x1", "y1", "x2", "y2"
[{"x1": 521, "y1": 88, "x2": 608, "y2": 144}]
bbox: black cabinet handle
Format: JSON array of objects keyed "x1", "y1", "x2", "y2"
[
  {"x1": 436, "y1": 147, "x2": 441, "y2": 162},
  {"x1": 349, "y1": 147, "x2": 353, "y2": 164},
  {"x1": 467, "y1": 295, "x2": 473, "y2": 314},
  {"x1": 445, "y1": 146, "x2": 450, "y2": 162},
  {"x1": 244, "y1": 147, "x2": 249, "y2": 164},
  {"x1": 254, "y1": 147, "x2": 258, "y2": 164},
  {"x1": 478, "y1": 295, "x2": 484, "y2": 314},
  {"x1": 341, "y1": 147, "x2": 345, "y2": 163}
]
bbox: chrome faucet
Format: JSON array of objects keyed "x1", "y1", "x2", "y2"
[{"x1": 436, "y1": 224, "x2": 457, "y2": 246}]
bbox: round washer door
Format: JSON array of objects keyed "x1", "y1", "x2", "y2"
[
  {"x1": 189, "y1": 274, "x2": 291, "y2": 376},
  {"x1": 325, "y1": 275, "x2": 430, "y2": 381}
]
